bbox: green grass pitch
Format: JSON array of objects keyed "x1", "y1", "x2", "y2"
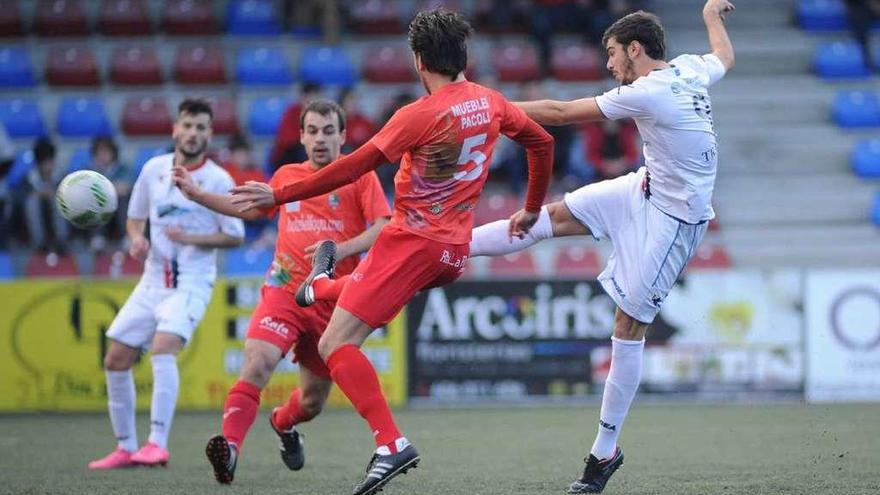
[{"x1": 1, "y1": 403, "x2": 878, "y2": 495}]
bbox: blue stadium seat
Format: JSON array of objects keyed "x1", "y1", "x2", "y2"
[
  {"x1": 224, "y1": 245, "x2": 273, "y2": 276},
  {"x1": 0, "y1": 47, "x2": 35, "y2": 88},
  {"x1": 298, "y1": 45, "x2": 357, "y2": 86},
  {"x1": 133, "y1": 145, "x2": 170, "y2": 178},
  {"x1": 852, "y1": 139, "x2": 880, "y2": 178},
  {"x1": 813, "y1": 41, "x2": 870, "y2": 79},
  {"x1": 236, "y1": 47, "x2": 293, "y2": 85},
  {"x1": 226, "y1": 0, "x2": 282, "y2": 35},
  {"x1": 0, "y1": 251, "x2": 14, "y2": 280},
  {"x1": 832, "y1": 91, "x2": 880, "y2": 128},
  {"x1": 248, "y1": 96, "x2": 291, "y2": 136},
  {"x1": 873, "y1": 193, "x2": 880, "y2": 226},
  {"x1": 57, "y1": 97, "x2": 112, "y2": 137},
  {"x1": 6, "y1": 149, "x2": 34, "y2": 188},
  {"x1": 0, "y1": 98, "x2": 45, "y2": 138},
  {"x1": 797, "y1": 0, "x2": 847, "y2": 31},
  {"x1": 67, "y1": 147, "x2": 91, "y2": 173}
]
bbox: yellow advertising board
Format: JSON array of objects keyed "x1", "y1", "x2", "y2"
[{"x1": 0, "y1": 278, "x2": 407, "y2": 411}]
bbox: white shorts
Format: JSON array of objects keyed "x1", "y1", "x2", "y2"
[
  {"x1": 106, "y1": 281, "x2": 211, "y2": 349},
  {"x1": 563, "y1": 167, "x2": 708, "y2": 323}
]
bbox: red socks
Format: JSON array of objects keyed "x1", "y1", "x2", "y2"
[
  {"x1": 326, "y1": 344, "x2": 402, "y2": 450},
  {"x1": 272, "y1": 388, "x2": 318, "y2": 431},
  {"x1": 313, "y1": 275, "x2": 349, "y2": 302},
  {"x1": 222, "y1": 380, "x2": 261, "y2": 449}
]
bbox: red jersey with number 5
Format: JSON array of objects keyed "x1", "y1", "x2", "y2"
[{"x1": 370, "y1": 80, "x2": 529, "y2": 244}]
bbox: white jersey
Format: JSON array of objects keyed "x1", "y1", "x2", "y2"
[
  {"x1": 595, "y1": 53, "x2": 727, "y2": 224},
  {"x1": 128, "y1": 153, "x2": 244, "y2": 289}
]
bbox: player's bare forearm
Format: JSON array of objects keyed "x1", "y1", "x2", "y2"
[
  {"x1": 126, "y1": 218, "x2": 146, "y2": 241},
  {"x1": 194, "y1": 190, "x2": 264, "y2": 221},
  {"x1": 176, "y1": 232, "x2": 244, "y2": 248},
  {"x1": 703, "y1": 0, "x2": 736, "y2": 70},
  {"x1": 336, "y1": 217, "x2": 390, "y2": 260},
  {"x1": 515, "y1": 98, "x2": 606, "y2": 126}
]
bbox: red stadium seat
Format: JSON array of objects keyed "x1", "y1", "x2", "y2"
[
  {"x1": 362, "y1": 44, "x2": 415, "y2": 83},
  {"x1": 93, "y1": 251, "x2": 143, "y2": 278},
  {"x1": 553, "y1": 246, "x2": 601, "y2": 278},
  {"x1": 551, "y1": 42, "x2": 603, "y2": 81},
  {"x1": 492, "y1": 42, "x2": 541, "y2": 82},
  {"x1": 98, "y1": 0, "x2": 152, "y2": 36},
  {"x1": 162, "y1": 0, "x2": 218, "y2": 35},
  {"x1": 25, "y1": 252, "x2": 79, "y2": 277},
  {"x1": 687, "y1": 244, "x2": 733, "y2": 270},
  {"x1": 110, "y1": 46, "x2": 162, "y2": 85},
  {"x1": 35, "y1": 0, "x2": 89, "y2": 37},
  {"x1": 489, "y1": 251, "x2": 537, "y2": 277},
  {"x1": 474, "y1": 192, "x2": 520, "y2": 226},
  {"x1": 203, "y1": 96, "x2": 239, "y2": 135},
  {"x1": 473, "y1": 0, "x2": 526, "y2": 34},
  {"x1": 349, "y1": 0, "x2": 402, "y2": 35},
  {"x1": 0, "y1": 0, "x2": 24, "y2": 37},
  {"x1": 122, "y1": 96, "x2": 172, "y2": 135},
  {"x1": 46, "y1": 46, "x2": 100, "y2": 86},
  {"x1": 173, "y1": 45, "x2": 226, "y2": 84}
]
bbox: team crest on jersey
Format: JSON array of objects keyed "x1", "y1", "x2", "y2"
[
  {"x1": 328, "y1": 193, "x2": 340, "y2": 209},
  {"x1": 429, "y1": 202, "x2": 443, "y2": 215},
  {"x1": 285, "y1": 201, "x2": 300, "y2": 212}
]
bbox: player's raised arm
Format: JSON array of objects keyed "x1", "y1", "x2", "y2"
[
  {"x1": 515, "y1": 97, "x2": 606, "y2": 126},
  {"x1": 172, "y1": 166, "x2": 265, "y2": 221},
  {"x1": 703, "y1": 0, "x2": 736, "y2": 71}
]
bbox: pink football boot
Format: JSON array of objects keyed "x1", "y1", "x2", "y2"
[
  {"x1": 130, "y1": 442, "x2": 170, "y2": 467},
  {"x1": 88, "y1": 448, "x2": 136, "y2": 470}
]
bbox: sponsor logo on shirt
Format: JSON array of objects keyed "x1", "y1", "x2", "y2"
[
  {"x1": 156, "y1": 204, "x2": 190, "y2": 218},
  {"x1": 439, "y1": 250, "x2": 468, "y2": 271},
  {"x1": 285, "y1": 216, "x2": 345, "y2": 233},
  {"x1": 259, "y1": 316, "x2": 289, "y2": 337}
]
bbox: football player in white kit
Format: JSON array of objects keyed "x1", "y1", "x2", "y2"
[
  {"x1": 469, "y1": 1, "x2": 736, "y2": 492},
  {"x1": 89, "y1": 99, "x2": 245, "y2": 470}
]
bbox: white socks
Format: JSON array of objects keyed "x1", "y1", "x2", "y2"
[
  {"x1": 106, "y1": 369, "x2": 138, "y2": 452},
  {"x1": 470, "y1": 206, "x2": 554, "y2": 257},
  {"x1": 147, "y1": 354, "x2": 179, "y2": 449},
  {"x1": 590, "y1": 337, "x2": 645, "y2": 460}
]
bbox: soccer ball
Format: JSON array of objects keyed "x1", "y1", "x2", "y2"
[{"x1": 55, "y1": 170, "x2": 119, "y2": 229}]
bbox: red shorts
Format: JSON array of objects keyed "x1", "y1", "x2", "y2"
[
  {"x1": 337, "y1": 224, "x2": 469, "y2": 328},
  {"x1": 246, "y1": 285, "x2": 335, "y2": 378}
]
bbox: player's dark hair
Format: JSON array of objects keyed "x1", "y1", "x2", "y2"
[
  {"x1": 300, "y1": 99, "x2": 346, "y2": 132},
  {"x1": 33, "y1": 137, "x2": 56, "y2": 163},
  {"x1": 90, "y1": 135, "x2": 118, "y2": 162},
  {"x1": 603, "y1": 10, "x2": 666, "y2": 61},
  {"x1": 407, "y1": 9, "x2": 473, "y2": 79},
  {"x1": 178, "y1": 98, "x2": 213, "y2": 121}
]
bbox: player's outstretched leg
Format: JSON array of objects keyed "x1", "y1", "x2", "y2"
[
  {"x1": 296, "y1": 240, "x2": 336, "y2": 307},
  {"x1": 568, "y1": 447, "x2": 624, "y2": 494},
  {"x1": 205, "y1": 435, "x2": 238, "y2": 484}
]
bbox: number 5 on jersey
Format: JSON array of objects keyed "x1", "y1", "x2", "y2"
[{"x1": 453, "y1": 133, "x2": 487, "y2": 182}]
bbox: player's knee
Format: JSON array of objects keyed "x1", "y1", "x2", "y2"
[
  {"x1": 241, "y1": 353, "x2": 274, "y2": 387},
  {"x1": 547, "y1": 201, "x2": 589, "y2": 237},
  {"x1": 612, "y1": 309, "x2": 649, "y2": 341},
  {"x1": 104, "y1": 349, "x2": 134, "y2": 371},
  {"x1": 317, "y1": 334, "x2": 340, "y2": 361}
]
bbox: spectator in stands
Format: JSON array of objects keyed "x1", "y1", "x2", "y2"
[
  {"x1": 271, "y1": 83, "x2": 323, "y2": 170},
  {"x1": 24, "y1": 138, "x2": 69, "y2": 253},
  {"x1": 581, "y1": 119, "x2": 640, "y2": 181},
  {"x1": 0, "y1": 123, "x2": 14, "y2": 248},
  {"x1": 844, "y1": 0, "x2": 880, "y2": 72},
  {"x1": 221, "y1": 134, "x2": 271, "y2": 241},
  {"x1": 339, "y1": 88, "x2": 376, "y2": 153},
  {"x1": 87, "y1": 136, "x2": 131, "y2": 249}
]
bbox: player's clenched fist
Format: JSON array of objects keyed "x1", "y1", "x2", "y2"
[{"x1": 704, "y1": 0, "x2": 735, "y2": 19}]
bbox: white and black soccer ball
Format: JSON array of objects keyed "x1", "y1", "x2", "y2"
[{"x1": 55, "y1": 170, "x2": 119, "y2": 229}]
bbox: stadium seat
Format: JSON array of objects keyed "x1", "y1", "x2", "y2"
[
  {"x1": 0, "y1": 47, "x2": 35, "y2": 87},
  {"x1": 6, "y1": 149, "x2": 34, "y2": 188},
  {"x1": 224, "y1": 246, "x2": 273, "y2": 276},
  {"x1": 162, "y1": 0, "x2": 218, "y2": 35},
  {"x1": 0, "y1": 98, "x2": 46, "y2": 138},
  {"x1": 226, "y1": 0, "x2": 282, "y2": 35},
  {"x1": 66, "y1": 146, "x2": 91, "y2": 172},
  {"x1": 687, "y1": 244, "x2": 733, "y2": 270},
  {"x1": 236, "y1": 47, "x2": 292, "y2": 85},
  {"x1": 93, "y1": 250, "x2": 143, "y2": 278},
  {"x1": 874, "y1": 193, "x2": 880, "y2": 226},
  {"x1": 121, "y1": 97, "x2": 171, "y2": 136},
  {"x1": 35, "y1": 0, "x2": 89, "y2": 36},
  {"x1": 98, "y1": 0, "x2": 152, "y2": 36},
  {"x1": 492, "y1": 42, "x2": 541, "y2": 82},
  {"x1": 133, "y1": 145, "x2": 170, "y2": 178},
  {"x1": 298, "y1": 45, "x2": 357, "y2": 86},
  {"x1": 0, "y1": 251, "x2": 14, "y2": 279},
  {"x1": 553, "y1": 246, "x2": 601, "y2": 278},
  {"x1": 248, "y1": 96, "x2": 291, "y2": 136},
  {"x1": 57, "y1": 97, "x2": 112, "y2": 137},
  {"x1": 362, "y1": 43, "x2": 416, "y2": 83},
  {"x1": 110, "y1": 46, "x2": 163, "y2": 85},
  {"x1": 349, "y1": 0, "x2": 402, "y2": 34},
  {"x1": 473, "y1": 192, "x2": 521, "y2": 226},
  {"x1": 832, "y1": 90, "x2": 880, "y2": 128},
  {"x1": 813, "y1": 41, "x2": 871, "y2": 79},
  {"x1": 174, "y1": 45, "x2": 226, "y2": 84},
  {"x1": 45, "y1": 46, "x2": 100, "y2": 86},
  {"x1": 203, "y1": 96, "x2": 239, "y2": 135},
  {"x1": 551, "y1": 43, "x2": 603, "y2": 81},
  {"x1": 852, "y1": 139, "x2": 880, "y2": 178},
  {"x1": 0, "y1": 0, "x2": 24, "y2": 37},
  {"x1": 25, "y1": 252, "x2": 79, "y2": 278},
  {"x1": 488, "y1": 251, "x2": 537, "y2": 277},
  {"x1": 797, "y1": 0, "x2": 847, "y2": 31}
]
